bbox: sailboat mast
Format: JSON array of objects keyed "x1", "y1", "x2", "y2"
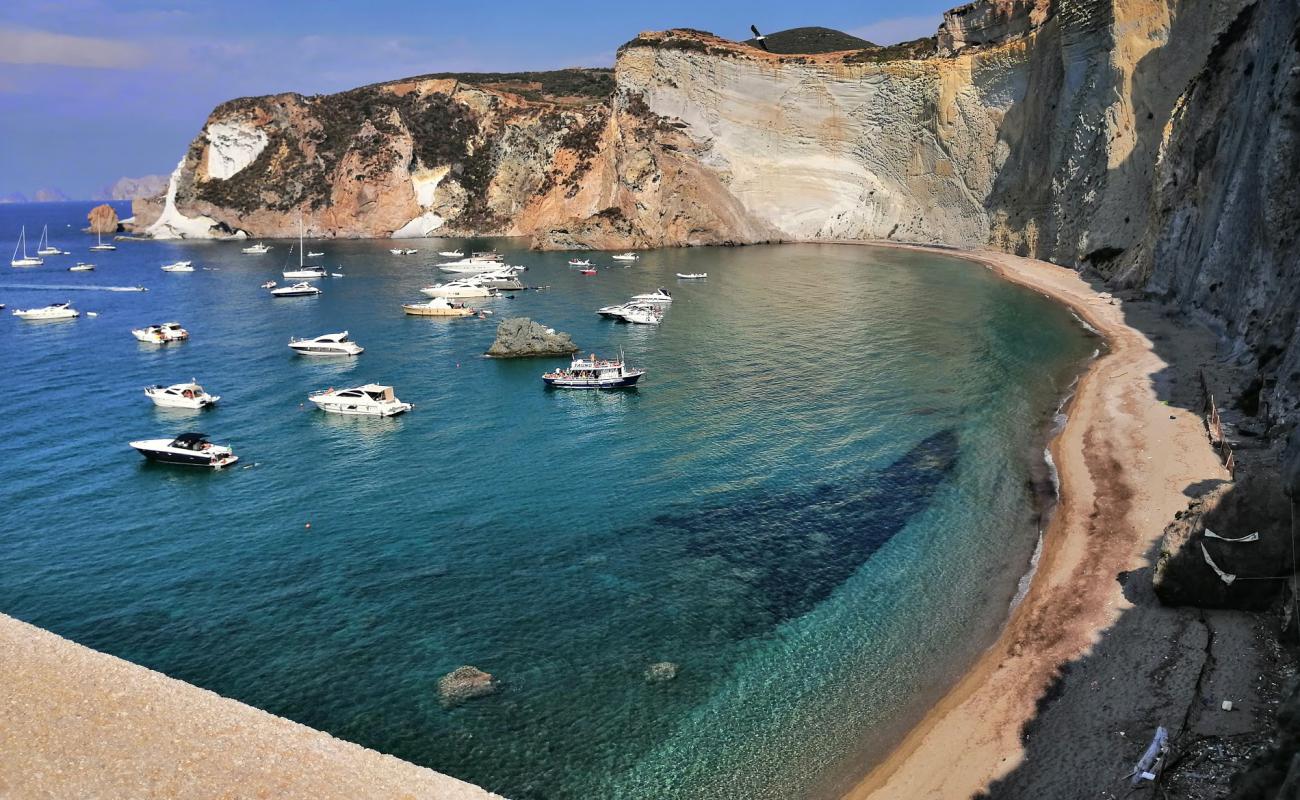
[
  {"x1": 13, "y1": 227, "x2": 22, "y2": 261},
  {"x1": 299, "y1": 216, "x2": 304, "y2": 268}
]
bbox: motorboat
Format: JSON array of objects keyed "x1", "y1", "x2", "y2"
[
  {"x1": 36, "y1": 225, "x2": 65, "y2": 256},
  {"x1": 630, "y1": 288, "x2": 672, "y2": 304},
  {"x1": 402, "y1": 297, "x2": 474, "y2": 317},
  {"x1": 568, "y1": 258, "x2": 591, "y2": 266},
  {"x1": 288, "y1": 331, "x2": 364, "y2": 356},
  {"x1": 579, "y1": 268, "x2": 597, "y2": 275},
  {"x1": 389, "y1": 248, "x2": 419, "y2": 255},
  {"x1": 612, "y1": 252, "x2": 639, "y2": 261},
  {"x1": 261, "y1": 280, "x2": 277, "y2": 289},
  {"x1": 598, "y1": 303, "x2": 633, "y2": 319},
  {"x1": 542, "y1": 353, "x2": 645, "y2": 389},
  {"x1": 68, "y1": 262, "x2": 95, "y2": 272},
  {"x1": 132, "y1": 322, "x2": 189, "y2": 344},
  {"x1": 420, "y1": 278, "x2": 499, "y2": 299},
  {"x1": 144, "y1": 379, "x2": 219, "y2": 409},
  {"x1": 474, "y1": 268, "x2": 525, "y2": 290},
  {"x1": 621, "y1": 305, "x2": 663, "y2": 325},
  {"x1": 13, "y1": 302, "x2": 78, "y2": 320},
  {"x1": 285, "y1": 217, "x2": 327, "y2": 278},
  {"x1": 242, "y1": 242, "x2": 272, "y2": 254},
  {"x1": 11, "y1": 226, "x2": 43, "y2": 267},
  {"x1": 308, "y1": 383, "x2": 411, "y2": 416},
  {"x1": 676, "y1": 272, "x2": 707, "y2": 279},
  {"x1": 307, "y1": 250, "x2": 325, "y2": 257},
  {"x1": 437, "y1": 249, "x2": 463, "y2": 257},
  {"x1": 271, "y1": 281, "x2": 321, "y2": 297},
  {"x1": 162, "y1": 260, "x2": 194, "y2": 272},
  {"x1": 89, "y1": 229, "x2": 116, "y2": 251},
  {"x1": 438, "y1": 252, "x2": 506, "y2": 273},
  {"x1": 129, "y1": 432, "x2": 238, "y2": 468}
]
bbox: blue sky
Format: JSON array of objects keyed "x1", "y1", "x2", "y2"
[{"x1": 0, "y1": 1, "x2": 950, "y2": 199}]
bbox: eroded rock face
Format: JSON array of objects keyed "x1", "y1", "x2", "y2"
[
  {"x1": 485, "y1": 318, "x2": 579, "y2": 358},
  {"x1": 86, "y1": 204, "x2": 119, "y2": 234},
  {"x1": 438, "y1": 666, "x2": 498, "y2": 707}
]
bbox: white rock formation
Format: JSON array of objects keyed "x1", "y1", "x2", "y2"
[
  {"x1": 205, "y1": 121, "x2": 269, "y2": 180},
  {"x1": 146, "y1": 159, "x2": 224, "y2": 240}
]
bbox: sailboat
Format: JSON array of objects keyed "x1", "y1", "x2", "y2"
[
  {"x1": 11, "y1": 227, "x2": 43, "y2": 267},
  {"x1": 36, "y1": 225, "x2": 65, "y2": 256},
  {"x1": 283, "y1": 216, "x2": 326, "y2": 279},
  {"x1": 89, "y1": 228, "x2": 116, "y2": 252}
]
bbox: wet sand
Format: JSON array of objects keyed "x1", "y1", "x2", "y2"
[{"x1": 840, "y1": 245, "x2": 1230, "y2": 799}]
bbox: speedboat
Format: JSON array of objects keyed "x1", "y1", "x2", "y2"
[
  {"x1": 438, "y1": 252, "x2": 506, "y2": 273},
  {"x1": 132, "y1": 322, "x2": 189, "y2": 343},
  {"x1": 437, "y1": 249, "x2": 463, "y2": 257},
  {"x1": 144, "y1": 380, "x2": 219, "y2": 409},
  {"x1": 402, "y1": 297, "x2": 474, "y2": 316},
  {"x1": 389, "y1": 248, "x2": 418, "y2": 255},
  {"x1": 242, "y1": 242, "x2": 272, "y2": 254},
  {"x1": 568, "y1": 258, "x2": 591, "y2": 266},
  {"x1": 308, "y1": 384, "x2": 411, "y2": 416},
  {"x1": 69, "y1": 262, "x2": 95, "y2": 272},
  {"x1": 307, "y1": 250, "x2": 325, "y2": 257},
  {"x1": 162, "y1": 260, "x2": 194, "y2": 272},
  {"x1": 630, "y1": 288, "x2": 672, "y2": 304},
  {"x1": 474, "y1": 268, "x2": 525, "y2": 290},
  {"x1": 288, "y1": 331, "x2": 364, "y2": 356},
  {"x1": 261, "y1": 280, "x2": 277, "y2": 289},
  {"x1": 13, "y1": 302, "x2": 78, "y2": 320},
  {"x1": 579, "y1": 268, "x2": 597, "y2": 275},
  {"x1": 11, "y1": 226, "x2": 43, "y2": 267},
  {"x1": 420, "y1": 278, "x2": 499, "y2": 299},
  {"x1": 621, "y1": 305, "x2": 663, "y2": 325},
  {"x1": 129, "y1": 432, "x2": 238, "y2": 468},
  {"x1": 283, "y1": 265, "x2": 326, "y2": 279},
  {"x1": 271, "y1": 281, "x2": 321, "y2": 297},
  {"x1": 612, "y1": 252, "x2": 639, "y2": 261},
  {"x1": 543, "y1": 353, "x2": 645, "y2": 389},
  {"x1": 676, "y1": 272, "x2": 707, "y2": 279}
]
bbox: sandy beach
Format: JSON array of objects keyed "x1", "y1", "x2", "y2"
[{"x1": 837, "y1": 244, "x2": 1234, "y2": 799}]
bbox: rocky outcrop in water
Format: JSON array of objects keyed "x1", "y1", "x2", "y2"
[
  {"x1": 86, "y1": 204, "x2": 119, "y2": 235},
  {"x1": 485, "y1": 318, "x2": 579, "y2": 358},
  {"x1": 438, "y1": 666, "x2": 498, "y2": 706}
]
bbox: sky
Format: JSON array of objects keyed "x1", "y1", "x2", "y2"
[{"x1": 0, "y1": 1, "x2": 950, "y2": 199}]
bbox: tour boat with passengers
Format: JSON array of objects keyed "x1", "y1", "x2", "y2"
[
  {"x1": 129, "y1": 432, "x2": 238, "y2": 469},
  {"x1": 542, "y1": 353, "x2": 645, "y2": 389},
  {"x1": 288, "y1": 331, "x2": 364, "y2": 356},
  {"x1": 144, "y1": 379, "x2": 219, "y2": 409},
  {"x1": 308, "y1": 384, "x2": 412, "y2": 416}
]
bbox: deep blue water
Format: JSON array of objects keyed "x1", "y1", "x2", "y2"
[{"x1": 0, "y1": 202, "x2": 1095, "y2": 799}]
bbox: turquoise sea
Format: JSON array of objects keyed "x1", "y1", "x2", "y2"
[{"x1": 0, "y1": 202, "x2": 1095, "y2": 799}]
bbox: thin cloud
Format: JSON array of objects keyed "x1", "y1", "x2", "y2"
[
  {"x1": 0, "y1": 26, "x2": 148, "y2": 68},
  {"x1": 850, "y1": 14, "x2": 943, "y2": 46}
]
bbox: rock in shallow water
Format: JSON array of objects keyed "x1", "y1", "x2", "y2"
[
  {"x1": 438, "y1": 666, "x2": 499, "y2": 706},
  {"x1": 644, "y1": 662, "x2": 679, "y2": 683},
  {"x1": 485, "y1": 317, "x2": 579, "y2": 358}
]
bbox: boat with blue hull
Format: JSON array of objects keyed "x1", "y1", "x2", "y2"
[
  {"x1": 129, "y1": 432, "x2": 239, "y2": 468},
  {"x1": 542, "y1": 354, "x2": 645, "y2": 389}
]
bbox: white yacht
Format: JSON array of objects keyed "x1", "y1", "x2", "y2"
[
  {"x1": 288, "y1": 331, "x2": 364, "y2": 356},
  {"x1": 129, "y1": 432, "x2": 238, "y2": 469},
  {"x1": 438, "y1": 252, "x2": 506, "y2": 273},
  {"x1": 437, "y1": 249, "x2": 463, "y2": 257},
  {"x1": 162, "y1": 260, "x2": 194, "y2": 272},
  {"x1": 13, "y1": 302, "x2": 78, "y2": 320},
  {"x1": 132, "y1": 322, "x2": 189, "y2": 344},
  {"x1": 567, "y1": 258, "x2": 592, "y2": 267},
  {"x1": 474, "y1": 268, "x2": 526, "y2": 290},
  {"x1": 612, "y1": 252, "x2": 639, "y2": 261},
  {"x1": 420, "y1": 278, "x2": 499, "y2": 299},
  {"x1": 242, "y1": 242, "x2": 272, "y2": 254},
  {"x1": 285, "y1": 217, "x2": 327, "y2": 278},
  {"x1": 270, "y1": 281, "x2": 321, "y2": 297},
  {"x1": 401, "y1": 296, "x2": 475, "y2": 317},
  {"x1": 389, "y1": 248, "x2": 419, "y2": 255},
  {"x1": 36, "y1": 225, "x2": 66, "y2": 256},
  {"x1": 308, "y1": 384, "x2": 411, "y2": 416},
  {"x1": 621, "y1": 305, "x2": 663, "y2": 325},
  {"x1": 89, "y1": 229, "x2": 116, "y2": 251},
  {"x1": 542, "y1": 353, "x2": 645, "y2": 389},
  {"x1": 11, "y1": 226, "x2": 43, "y2": 267},
  {"x1": 676, "y1": 272, "x2": 707, "y2": 279},
  {"x1": 69, "y1": 262, "x2": 95, "y2": 272},
  {"x1": 630, "y1": 288, "x2": 672, "y2": 304},
  {"x1": 144, "y1": 380, "x2": 219, "y2": 409}
]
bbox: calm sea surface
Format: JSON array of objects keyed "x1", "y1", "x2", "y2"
[{"x1": 0, "y1": 202, "x2": 1095, "y2": 799}]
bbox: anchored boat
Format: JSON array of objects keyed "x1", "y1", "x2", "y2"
[
  {"x1": 129, "y1": 432, "x2": 238, "y2": 468},
  {"x1": 542, "y1": 353, "x2": 645, "y2": 389},
  {"x1": 308, "y1": 384, "x2": 411, "y2": 416}
]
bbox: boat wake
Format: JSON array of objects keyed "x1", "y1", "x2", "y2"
[{"x1": 3, "y1": 283, "x2": 148, "y2": 292}]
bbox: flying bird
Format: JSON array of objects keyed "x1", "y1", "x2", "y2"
[{"x1": 750, "y1": 24, "x2": 769, "y2": 51}]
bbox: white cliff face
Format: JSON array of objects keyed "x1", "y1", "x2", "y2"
[
  {"x1": 146, "y1": 159, "x2": 223, "y2": 240},
  {"x1": 392, "y1": 166, "x2": 450, "y2": 238},
  {"x1": 204, "y1": 121, "x2": 269, "y2": 180}
]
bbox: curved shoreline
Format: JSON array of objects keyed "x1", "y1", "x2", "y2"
[{"x1": 830, "y1": 243, "x2": 1228, "y2": 799}]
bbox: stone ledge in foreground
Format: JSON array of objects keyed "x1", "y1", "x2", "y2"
[{"x1": 0, "y1": 613, "x2": 503, "y2": 800}]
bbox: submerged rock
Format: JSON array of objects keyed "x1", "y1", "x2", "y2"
[
  {"x1": 438, "y1": 665, "x2": 498, "y2": 706},
  {"x1": 644, "y1": 662, "x2": 679, "y2": 683},
  {"x1": 485, "y1": 317, "x2": 579, "y2": 358}
]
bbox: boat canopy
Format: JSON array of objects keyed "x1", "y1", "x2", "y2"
[
  {"x1": 357, "y1": 384, "x2": 396, "y2": 402},
  {"x1": 170, "y1": 432, "x2": 209, "y2": 450}
]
